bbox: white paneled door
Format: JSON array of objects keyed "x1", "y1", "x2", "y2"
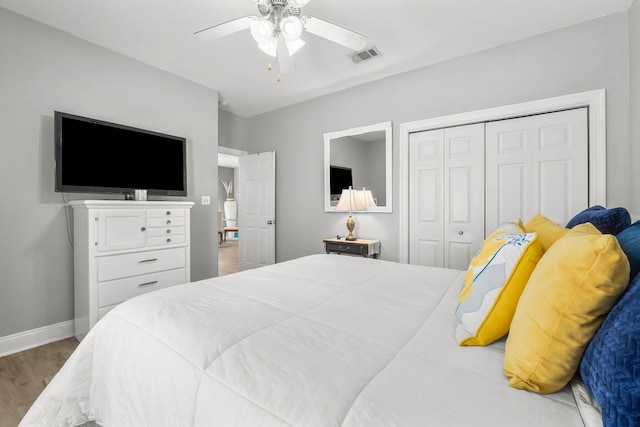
[
  {"x1": 409, "y1": 123, "x2": 485, "y2": 269},
  {"x1": 409, "y1": 129, "x2": 444, "y2": 267},
  {"x1": 485, "y1": 108, "x2": 588, "y2": 232},
  {"x1": 238, "y1": 151, "x2": 276, "y2": 271},
  {"x1": 409, "y1": 108, "x2": 588, "y2": 269}
]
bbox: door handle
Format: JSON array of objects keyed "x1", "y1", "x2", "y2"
[{"x1": 267, "y1": 220, "x2": 276, "y2": 225}]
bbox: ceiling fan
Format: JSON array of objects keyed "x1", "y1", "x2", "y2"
[{"x1": 194, "y1": 0, "x2": 368, "y2": 76}]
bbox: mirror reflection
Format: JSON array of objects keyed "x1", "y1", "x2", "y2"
[{"x1": 324, "y1": 122, "x2": 392, "y2": 213}]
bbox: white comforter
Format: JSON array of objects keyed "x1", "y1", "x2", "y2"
[{"x1": 20, "y1": 255, "x2": 585, "y2": 426}]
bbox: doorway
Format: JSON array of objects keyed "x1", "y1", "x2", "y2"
[{"x1": 218, "y1": 146, "x2": 247, "y2": 276}]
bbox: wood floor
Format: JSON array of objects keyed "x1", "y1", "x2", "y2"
[
  {"x1": 219, "y1": 239, "x2": 238, "y2": 276},
  {"x1": 0, "y1": 337, "x2": 78, "y2": 427}
]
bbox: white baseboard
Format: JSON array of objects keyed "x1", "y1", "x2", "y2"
[{"x1": 0, "y1": 320, "x2": 75, "y2": 358}]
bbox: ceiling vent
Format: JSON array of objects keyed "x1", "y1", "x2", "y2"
[{"x1": 351, "y1": 46, "x2": 382, "y2": 64}]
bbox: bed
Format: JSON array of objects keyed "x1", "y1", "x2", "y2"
[{"x1": 19, "y1": 254, "x2": 597, "y2": 426}]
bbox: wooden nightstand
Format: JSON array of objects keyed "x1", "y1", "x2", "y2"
[{"x1": 323, "y1": 238, "x2": 380, "y2": 258}]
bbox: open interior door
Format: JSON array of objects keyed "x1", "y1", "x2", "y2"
[{"x1": 238, "y1": 151, "x2": 276, "y2": 270}]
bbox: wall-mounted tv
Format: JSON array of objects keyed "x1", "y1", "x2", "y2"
[
  {"x1": 54, "y1": 111, "x2": 187, "y2": 197},
  {"x1": 329, "y1": 165, "x2": 353, "y2": 198}
]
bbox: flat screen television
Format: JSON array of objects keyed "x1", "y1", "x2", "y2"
[
  {"x1": 54, "y1": 111, "x2": 187, "y2": 197},
  {"x1": 329, "y1": 165, "x2": 353, "y2": 197}
]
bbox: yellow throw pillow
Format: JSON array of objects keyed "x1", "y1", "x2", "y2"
[
  {"x1": 504, "y1": 223, "x2": 630, "y2": 394},
  {"x1": 524, "y1": 213, "x2": 569, "y2": 252},
  {"x1": 455, "y1": 227, "x2": 542, "y2": 346}
]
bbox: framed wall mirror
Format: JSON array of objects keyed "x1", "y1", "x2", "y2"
[{"x1": 324, "y1": 121, "x2": 392, "y2": 213}]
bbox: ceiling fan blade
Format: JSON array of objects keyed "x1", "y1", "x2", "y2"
[
  {"x1": 194, "y1": 16, "x2": 256, "y2": 42},
  {"x1": 302, "y1": 16, "x2": 367, "y2": 51},
  {"x1": 277, "y1": 36, "x2": 295, "y2": 74}
]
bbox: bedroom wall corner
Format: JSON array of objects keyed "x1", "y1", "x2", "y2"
[
  {"x1": 0, "y1": 7, "x2": 219, "y2": 343},
  {"x1": 629, "y1": 0, "x2": 640, "y2": 213}
]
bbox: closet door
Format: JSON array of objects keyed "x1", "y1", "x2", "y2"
[
  {"x1": 409, "y1": 129, "x2": 444, "y2": 267},
  {"x1": 443, "y1": 124, "x2": 485, "y2": 270},
  {"x1": 485, "y1": 108, "x2": 588, "y2": 232},
  {"x1": 409, "y1": 123, "x2": 485, "y2": 269}
]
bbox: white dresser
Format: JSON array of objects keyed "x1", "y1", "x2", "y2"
[{"x1": 70, "y1": 200, "x2": 194, "y2": 340}]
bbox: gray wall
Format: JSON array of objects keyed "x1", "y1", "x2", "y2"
[
  {"x1": 219, "y1": 110, "x2": 248, "y2": 152},
  {"x1": 248, "y1": 12, "x2": 631, "y2": 263},
  {"x1": 0, "y1": 8, "x2": 219, "y2": 338},
  {"x1": 631, "y1": 1, "x2": 640, "y2": 213}
]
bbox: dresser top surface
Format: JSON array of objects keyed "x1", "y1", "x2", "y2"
[{"x1": 69, "y1": 200, "x2": 194, "y2": 209}]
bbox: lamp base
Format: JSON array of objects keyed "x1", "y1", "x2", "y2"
[{"x1": 345, "y1": 215, "x2": 357, "y2": 241}]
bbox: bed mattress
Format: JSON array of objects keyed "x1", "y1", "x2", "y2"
[{"x1": 20, "y1": 254, "x2": 585, "y2": 426}]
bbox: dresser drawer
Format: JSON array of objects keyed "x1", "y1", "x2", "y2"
[
  {"x1": 148, "y1": 217, "x2": 185, "y2": 228},
  {"x1": 97, "y1": 247, "x2": 186, "y2": 282},
  {"x1": 148, "y1": 235, "x2": 186, "y2": 247},
  {"x1": 148, "y1": 208, "x2": 185, "y2": 218},
  {"x1": 146, "y1": 226, "x2": 185, "y2": 237},
  {"x1": 98, "y1": 268, "x2": 186, "y2": 308}
]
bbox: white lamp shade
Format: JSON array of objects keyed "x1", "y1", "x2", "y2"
[
  {"x1": 335, "y1": 187, "x2": 365, "y2": 212},
  {"x1": 279, "y1": 16, "x2": 303, "y2": 41},
  {"x1": 359, "y1": 189, "x2": 377, "y2": 208},
  {"x1": 250, "y1": 19, "x2": 275, "y2": 43},
  {"x1": 257, "y1": 35, "x2": 278, "y2": 57}
]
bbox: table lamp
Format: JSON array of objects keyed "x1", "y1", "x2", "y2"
[{"x1": 335, "y1": 186, "x2": 376, "y2": 241}]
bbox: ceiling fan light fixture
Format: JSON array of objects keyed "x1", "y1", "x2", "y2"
[
  {"x1": 195, "y1": 0, "x2": 369, "y2": 75},
  {"x1": 257, "y1": 36, "x2": 278, "y2": 57},
  {"x1": 284, "y1": 37, "x2": 305, "y2": 56},
  {"x1": 250, "y1": 19, "x2": 275, "y2": 43},
  {"x1": 279, "y1": 16, "x2": 303, "y2": 41}
]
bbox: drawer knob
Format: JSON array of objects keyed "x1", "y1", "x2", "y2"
[
  {"x1": 166, "y1": 220, "x2": 171, "y2": 225},
  {"x1": 459, "y1": 231, "x2": 464, "y2": 235},
  {"x1": 166, "y1": 211, "x2": 171, "y2": 215},
  {"x1": 167, "y1": 238, "x2": 172, "y2": 243},
  {"x1": 166, "y1": 229, "x2": 171, "y2": 234},
  {"x1": 140, "y1": 227, "x2": 146, "y2": 232}
]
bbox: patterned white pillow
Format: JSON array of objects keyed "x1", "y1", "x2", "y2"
[{"x1": 454, "y1": 230, "x2": 542, "y2": 346}]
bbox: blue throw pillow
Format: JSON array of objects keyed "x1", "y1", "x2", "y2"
[
  {"x1": 617, "y1": 221, "x2": 640, "y2": 281},
  {"x1": 580, "y1": 273, "x2": 640, "y2": 427},
  {"x1": 566, "y1": 205, "x2": 631, "y2": 235}
]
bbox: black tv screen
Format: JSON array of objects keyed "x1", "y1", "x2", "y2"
[
  {"x1": 55, "y1": 111, "x2": 187, "y2": 196},
  {"x1": 330, "y1": 165, "x2": 353, "y2": 195}
]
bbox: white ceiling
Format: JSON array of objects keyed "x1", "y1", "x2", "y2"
[{"x1": 0, "y1": 0, "x2": 633, "y2": 117}]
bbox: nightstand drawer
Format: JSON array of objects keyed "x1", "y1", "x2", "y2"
[
  {"x1": 325, "y1": 242, "x2": 358, "y2": 254},
  {"x1": 323, "y1": 238, "x2": 380, "y2": 258},
  {"x1": 97, "y1": 247, "x2": 186, "y2": 282},
  {"x1": 98, "y1": 268, "x2": 186, "y2": 307}
]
